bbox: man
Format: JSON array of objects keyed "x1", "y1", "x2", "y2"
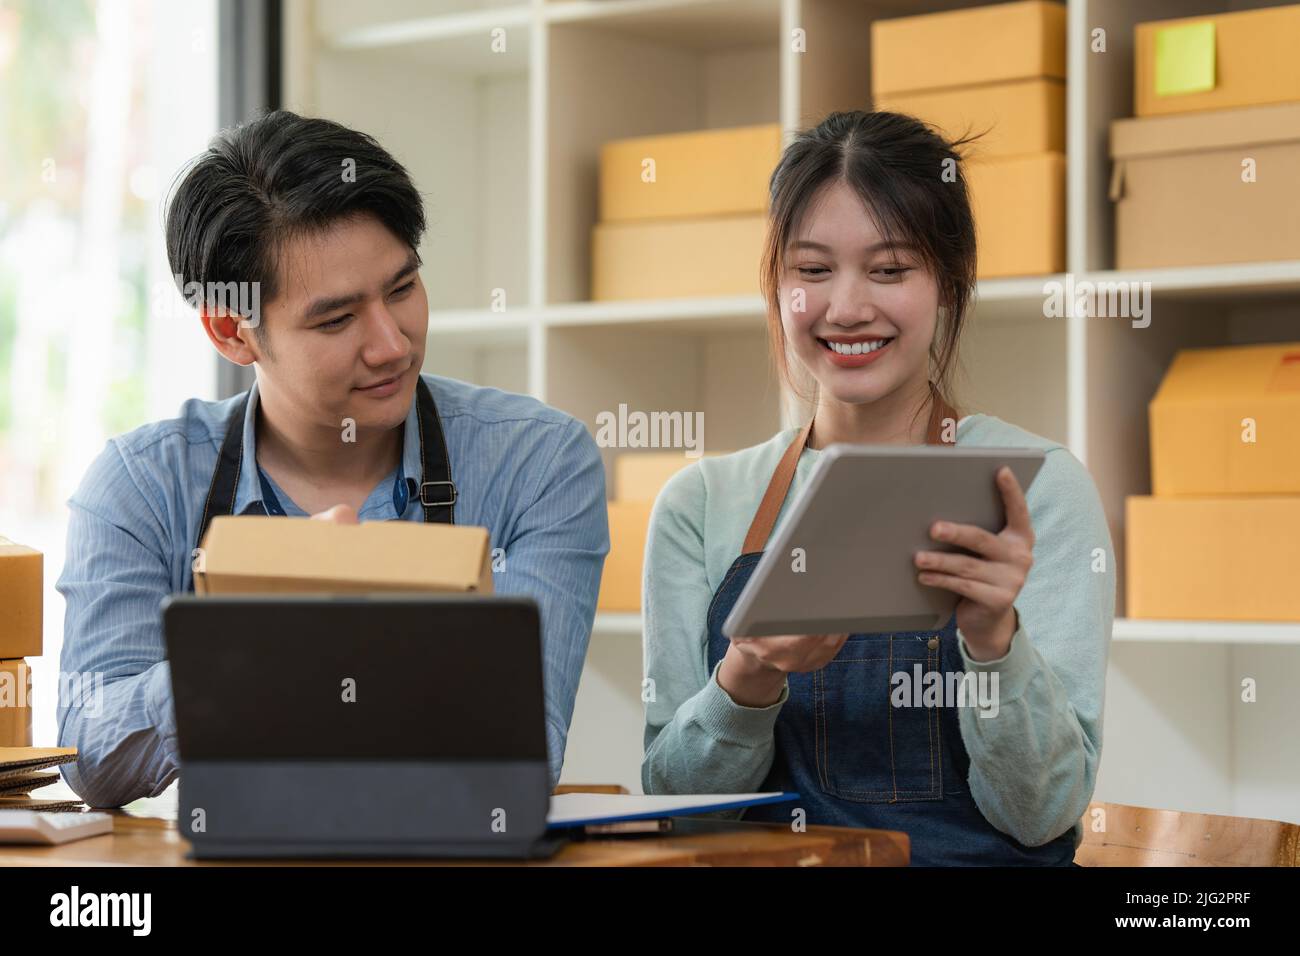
[{"x1": 55, "y1": 110, "x2": 609, "y2": 806}]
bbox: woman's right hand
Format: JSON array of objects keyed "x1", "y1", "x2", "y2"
[{"x1": 717, "y1": 633, "x2": 849, "y2": 707}]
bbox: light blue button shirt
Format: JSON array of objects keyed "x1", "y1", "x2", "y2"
[{"x1": 55, "y1": 373, "x2": 610, "y2": 806}]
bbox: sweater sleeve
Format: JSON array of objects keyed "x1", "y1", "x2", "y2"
[
  {"x1": 640, "y1": 463, "x2": 789, "y2": 795},
  {"x1": 954, "y1": 447, "x2": 1115, "y2": 848}
]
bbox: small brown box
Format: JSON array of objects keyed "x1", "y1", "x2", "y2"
[
  {"x1": 0, "y1": 659, "x2": 33, "y2": 748},
  {"x1": 0, "y1": 537, "x2": 42, "y2": 659}
]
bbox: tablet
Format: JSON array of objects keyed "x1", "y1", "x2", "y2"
[{"x1": 721, "y1": 444, "x2": 1046, "y2": 638}]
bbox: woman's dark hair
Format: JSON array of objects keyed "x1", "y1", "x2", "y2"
[
  {"x1": 164, "y1": 109, "x2": 425, "y2": 348},
  {"x1": 760, "y1": 110, "x2": 984, "y2": 429}
]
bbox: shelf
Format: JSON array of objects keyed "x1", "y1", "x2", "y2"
[
  {"x1": 1087, "y1": 261, "x2": 1300, "y2": 302},
  {"x1": 593, "y1": 612, "x2": 644, "y2": 635},
  {"x1": 326, "y1": 5, "x2": 532, "y2": 58},
  {"x1": 294, "y1": 0, "x2": 1300, "y2": 811},
  {"x1": 544, "y1": 295, "x2": 766, "y2": 332},
  {"x1": 544, "y1": 0, "x2": 780, "y2": 48},
  {"x1": 1112, "y1": 618, "x2": 1300, "y2": 646},
  {"x1": 426, "y1": 309, "x2": 533, "y2": 342},
  {"x1": 597, "y1": 614, "x2": 1300, "y2": 646}
]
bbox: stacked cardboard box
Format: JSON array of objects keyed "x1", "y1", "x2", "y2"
[
  {"x1": 0, "y1": 536, "x2": 41, "y2": 748},
  {"x1": 1111, "y1": 5, "x2": 1300, "y2": 269},
  {"x1": 591, "y1": 124, "x2": 781, "y2": 301},
  {"x1": 0, "y1": 536, "x2": 79, "y2": 810},
  {"x1": 598, "y1": 452, "x2": 721, "y2": 612},
  {"x1": 871, "y1": 1, "x2": 1067, "y2": 278},
  {"x1": 1127, "y1": 343, "x2": 1300, "y2": 620}
]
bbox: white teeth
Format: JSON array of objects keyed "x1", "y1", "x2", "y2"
[{"x1": 825, "y1": 338, "x2": 891, "y2": 355}]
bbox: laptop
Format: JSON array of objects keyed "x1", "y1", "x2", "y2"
[{"x1": 160, "y1": 593, "x2": 562, "y2": 860}]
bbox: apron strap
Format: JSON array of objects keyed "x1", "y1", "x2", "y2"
[
  {"x1": 740, "y1": 418, "x2": 814, "y2": 555},
  {"x1": 195, "y1": 391, "x2": 250, "y2": 555},
  {"x1": 195, "y1": 375, "x2": 457, "y2": 555},
  {"x1": 414, "y1": 375, "x2": 456, "y2": 524},
  {"x1": 740, "y1": 384, "x2": 959, "y2": 555}
]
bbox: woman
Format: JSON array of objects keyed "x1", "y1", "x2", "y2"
[{"x1": 641, "y1": 111, "x2": 1114, "y2": 866}]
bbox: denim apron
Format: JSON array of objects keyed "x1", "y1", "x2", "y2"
[
  {"x1": 193, "y1": 375, "x2": 459, "y2": 554},
  {"x1": 706, "y1": 394, "x2": 1077, "y2": 866}
]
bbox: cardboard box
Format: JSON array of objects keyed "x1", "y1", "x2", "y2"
[
  {"x1": 1135, "y1": 5, "x2": 1300, "y2": 118},
  {"x1": 0, "y1": 660, "x2": 32, "y2": 748},
  {"x1": 597, "y1": 501, "x2": 653, "y2": 612},
  {"x1": 871, "y1": 1, "x2": 1066, "y2": 97},
  {"x1": 965, "y1": 152, "x2": 1065, "y2": 277},
  {"x1": 591, "y1": 214, "x2": 765, "y2": 300},
  {"x1": 1149, "y1": 342, "x2": 1300, "y2": 497},
  {"x1": 599, "y1": 124, "x2": 780, "y2": 223},
  {"x1": 615, "y1": 452, "x2": 717, "y2": 502},
  {"x1": 1110, "y1": 102, "x2": 1300, "y2": 270},
  {"x1": 1127, "y1": 496, "x2": 1300, "y2": 621},
  {"x1": 875, "y1": 78, "x2": 1065, "y2": 159},
  {"x1": 194, "y1": 516, "x2": 494, "y2": 595},
  {"x1": 0, "y1": 536, "x2": 42, "y2": 659}
]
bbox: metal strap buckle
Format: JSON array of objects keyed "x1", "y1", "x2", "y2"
[{"x1": 419, "y1": 480, "x2": 457, "y2": 508}]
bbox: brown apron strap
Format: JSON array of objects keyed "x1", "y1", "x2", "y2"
[{"x1": 740, "y1": 386, "x2": 960, "y2": 555}]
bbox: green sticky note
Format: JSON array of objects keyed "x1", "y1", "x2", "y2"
[{"x1": 1154, "y1": 21, "x2": 1216, "y2": 97}]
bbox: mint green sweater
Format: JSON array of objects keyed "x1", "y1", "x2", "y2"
[{"x1": 641, "y1": 413, "x2": 1115, "y2": 851}]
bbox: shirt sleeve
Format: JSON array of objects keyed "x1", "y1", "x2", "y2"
[
  {"x1": 954, "y1": 447, "x2": 1115, "y2": 848},
  {"x1": 641, "y1": 463, "x2": 789, "y2": 796},
  {"x1": 54, "y1": 439, "x2": 182, "y2": 808},
  {"x1": 491, "y1": 417, "x2": 609, "y2": 790}
]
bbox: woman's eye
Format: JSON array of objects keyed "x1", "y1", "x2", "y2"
[
  {"x1": 875, "y1": 266, "x2": 911, "y2": 280},
  {"x1": 797, "y1": 267, "x2": 829, "y2": 277}
]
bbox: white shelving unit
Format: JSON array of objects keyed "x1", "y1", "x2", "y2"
[{"x1": 284, "y1": 0, "x2": 1300, "y2": 822}]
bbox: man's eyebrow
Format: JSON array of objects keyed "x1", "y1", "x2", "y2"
[
  {"x1": 787, "y1": 239, "x2": 917, "y2": 256},
  {"x1": 302, "y1": 252, "x2": 421, "y2": 321}
]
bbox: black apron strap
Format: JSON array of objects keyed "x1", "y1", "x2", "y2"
[
  {"x1": 195, "y1": 376, "x2": 457, "y2": 557},
  {"x1": 194, "y1": 391, "x2": 251, "y2": 556},
  {"x1": 414, "y1": 376, "x2": 456, "y2": 524}
]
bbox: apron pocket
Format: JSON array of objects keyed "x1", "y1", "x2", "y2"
[{"x1": 813, "y1": 634, "x2": 943, "y2": 803}]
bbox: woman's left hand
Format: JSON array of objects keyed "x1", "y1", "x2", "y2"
[{"x1": 913, "y1": 466, "x2": 1034, "y2": 662}]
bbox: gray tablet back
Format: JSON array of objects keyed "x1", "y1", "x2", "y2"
[{"x1": 722, "y1": 445, "x2": 1046, "y2": 637}]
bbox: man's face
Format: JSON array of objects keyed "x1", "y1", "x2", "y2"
[{"x1": 248, "y1": 213, "x2": 428, "y2": 432}]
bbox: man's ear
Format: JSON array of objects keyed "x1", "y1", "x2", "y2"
[{"x1": 200, "y1": 307, "x2": 260, "y2": 366}]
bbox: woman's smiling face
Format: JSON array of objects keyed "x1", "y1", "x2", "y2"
[{"x1": 779, "y1": 178, "x2": 939, "y2": 406}]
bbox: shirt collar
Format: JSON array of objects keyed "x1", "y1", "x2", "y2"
[{"x1": 232, "y1": 376, "x2": 424, "y2": 518}]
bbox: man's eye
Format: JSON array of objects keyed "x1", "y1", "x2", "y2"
[
  {"x1": 319, "y1": 315, "x2": 351, "y2": 330},
  {"x1": 391, "y1": 281, "x2": 416, "y2": 297}
]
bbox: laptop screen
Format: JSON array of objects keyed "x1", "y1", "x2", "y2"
[{"x1": 161, "y1": 595, "x2": 548, "y2": 762}]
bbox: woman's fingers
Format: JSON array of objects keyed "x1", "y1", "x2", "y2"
[
  {"x1": 997, "y1": 466, "x2": 1034, "y2": 543},
  {"x1": 930, "y1": 519, "x2": 1004, "y2": 560},
  {"x1": 915, "y1": 547, "x2": 1016, "y2": 587},
  {"x1": 916, "y1": 570, "x2": 1010, "y2": 610},
  {"x1": 733, "y1": 632, "x2": 849, "y2": 673}
]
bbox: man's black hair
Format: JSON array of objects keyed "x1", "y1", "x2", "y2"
[{"x1": 165, "y1": 109, "x2": 425, "y2": 353}]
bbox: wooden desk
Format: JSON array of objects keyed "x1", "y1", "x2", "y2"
[{"x1": 0, "y1": 805, "x2": 909, "y2": 867}]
